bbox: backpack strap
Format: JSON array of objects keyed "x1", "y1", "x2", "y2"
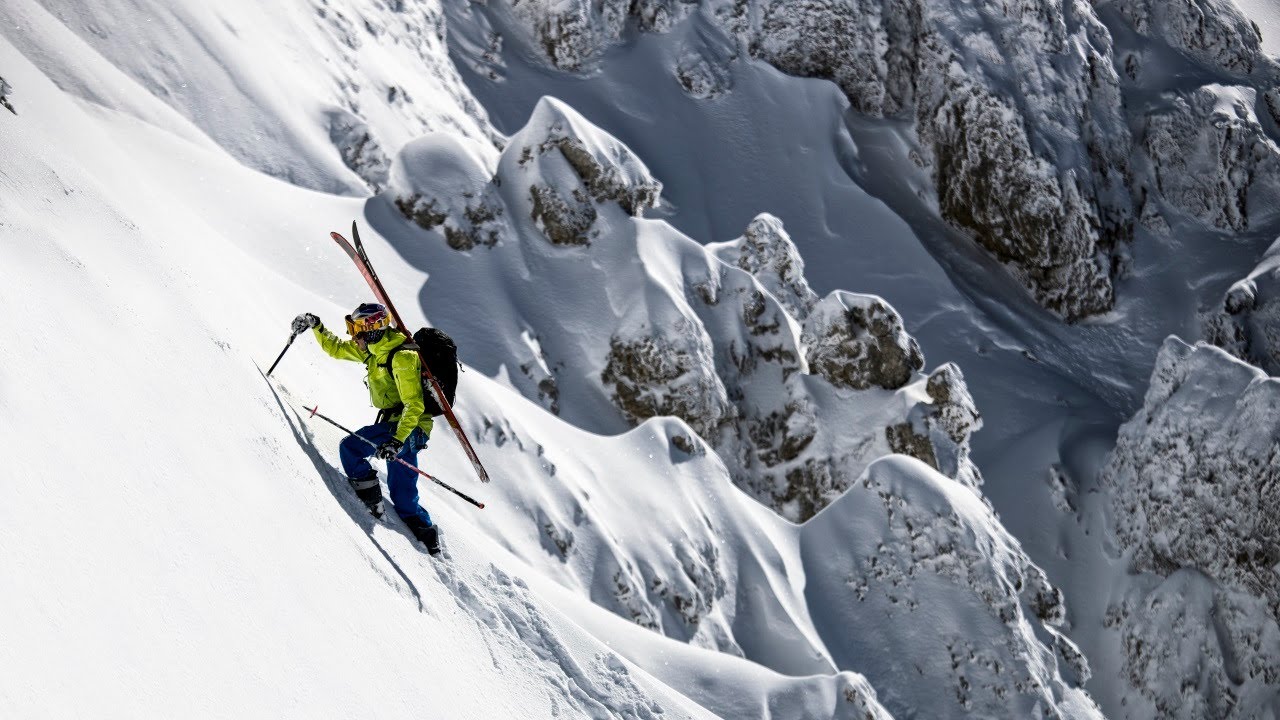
[
  {"x1": 375, "y1": 342, "x2": 421, "y2": 426},
  {"x1": 381, "y1": 342, "x2": 419, "y2": 372}
]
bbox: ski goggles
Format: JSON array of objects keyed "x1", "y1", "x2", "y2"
[{"x1": 345, "y1": 310, "x2": 389, "y2": 336}]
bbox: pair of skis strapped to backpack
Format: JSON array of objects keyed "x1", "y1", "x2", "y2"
[{"x1": 331, "y1": 222, "x2": 492, "y2": 484}]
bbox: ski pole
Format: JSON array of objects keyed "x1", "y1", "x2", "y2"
[
  {"x1": 304, "y1": 404, "x2": 486, "y2": 510},
  {"x1": 266, "y1": 329, "x2": 302, "y2": 377}
]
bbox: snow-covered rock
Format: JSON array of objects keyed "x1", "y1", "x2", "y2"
[
  {"x1": 1109, "y1": 0, "x2": 1274, "y2": 77},
  {"x1": 1138, "y1": 85, "x2": 1280, "y2": 232},
  {"x1": 505, "y1": 0, "x2": 697, "y2": 72},
  {"x1": 885, "y1": 363, "x2": 983, "y2": 488},
  {"x1": 801, "y1": 291, "x2": 923, "y2": 392},
  {"x1": 328, "y1": 109, "x2": 393, "y2": 192},
  {"x1": 390, "y1": 131, "x2": 507, "y2": 250},
  {"x1": 1204, "y1": 237, "x2": 1280, "y2": 373},
  {"x1": 1105, "y1": 338, "x2": 1280, "y2": 613},
  {"x1": 494, "y1": 0, "x2": 1135, "y2": 320},
  {"x1": 504, "y1": 97, "x2": 662, "y2": 246},
  {"x1": 0, "y1": 75, "x2": 14, "y2": 114},
  {"x1": 1102, "y1": 337, "x2": 1280, "y2": 715},
  {"x1": 1107, "y1": 571, "x2": 1280, "y2": 719},
  {"x1": 804, "y1": 456, "x2": 1102, "y2": 719},
  {"x1": 602, "y1": 332, "x2": 734, "y2": 438},
  {"x1": 383, "y1": 103, "x2": 984, "y2": 523},
  {"x1": 709, "y1": 213, "x2": 818, "y2": 322}
]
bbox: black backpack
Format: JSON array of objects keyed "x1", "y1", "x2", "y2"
[{"x1": 382, "y1": 327, "x2": 459, "y2": 416}]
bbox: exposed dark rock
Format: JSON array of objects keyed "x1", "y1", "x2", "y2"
[
  {"x1": 395, "y1": 193, "x2": 448, "y2": 231},
  {"x1": 601, "y1": 334, "x2": 732, "y2": 438},
  {"x1": 802, "y1": 291, "x2": 924, "y2": 390},
  {"x1": 328, "y1": 111, "x2": 391, "y2": 192},
  {"x1": 710, "y1": 213, "x2": 818, "y2": 321},
  {"x1": 529, "y1": 183, "x2": 597, "y2": 246},
  {"x1": 884, "y1": 363, "x2": 982, "y2": 487},
  {"x1": 0, "y1": 77, "x2": 15, "y2": 115},
  {"x1": 544, "y1": 136, "x2": 661, "y2": 215}
]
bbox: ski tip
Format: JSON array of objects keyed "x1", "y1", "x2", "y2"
[{"x1": 330, "y1": 231, "x2": 345, "y2": 241}]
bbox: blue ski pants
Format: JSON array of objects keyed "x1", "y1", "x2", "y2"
[{"x1": 339, "y1": 422, "x2": 432, "y2": 526}]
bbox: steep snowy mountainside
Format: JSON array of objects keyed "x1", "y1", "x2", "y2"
[
  {"x1": 2, "y1": 36, "x2": 772, "y2": 719},
  {"x1": 1, "y1": 2, "x2": 1106, "y2": 718},
  {"x1": 381, "y1": 96, "x2": 984, "y2": 520},
  {"x1": 0, "y1": 0, "x2": 497, "y2": 195},
  {"x1": 369, "y1": 97, "x2": 1102, "y2": 716},
  {"x1": 441, "y1": 0, "x2": 1280, "y2": 715},
  {"x1": 11, "y1": 0, "x2": 1280, "y2": 714},
  {"x1": 1101, "y1": 338, "x2": 1280, "y2": 718},
  {"x1": 0, "y1": 58, "x2": 688, "y2": 720}
]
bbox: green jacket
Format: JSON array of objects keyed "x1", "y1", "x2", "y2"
[{"x1": 313, "y1": 326, "x2": 433, "y2": 442}]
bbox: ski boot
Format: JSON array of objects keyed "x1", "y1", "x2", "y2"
[
  {"x1": 403, "y1": 516, "x2": 441, "y2": 556},
  {"x1": 347, "y1": 473, "x2": 384, "y2": 519}
]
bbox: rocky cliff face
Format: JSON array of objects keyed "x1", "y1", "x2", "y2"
[
  {"x1": 1110, "y1": 0, "x2": 1273, "y2": 78},
  {"x1": 1204, "y1": 238, "x2": 1280, "y2": 374},
  {"x1": 492, "y1": 0, "x2": 1135, "y2": 321},
  {"x1": 710, "y1": 213, "x2": 818, "y2": 321},
  {"x1": 1102, "y1": 338, "x2": 1280, "y2": 717},
  {"x1": 1108, "y1": 0, "x2": 1280, "y2": 239},
  {"x1": 1137, "y1": 84, "x2": 1280, "y2": 233},
  {"x1": 689, "y1": 216, "x2": 986, "y2": 519},
  {"x1": 801, "y1": 292, "x2": 924, "y2": 392},
  {"x1": 745, "y1": 0, "x2": 1135, "y2": 320}
]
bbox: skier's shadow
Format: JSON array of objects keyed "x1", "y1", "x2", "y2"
[{"x1": 258, "y1": 367, "x2": 426, "y2": 612}]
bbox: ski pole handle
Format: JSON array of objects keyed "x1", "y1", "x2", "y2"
[
  {"x1": 266, "y1": 330, "x2": 302, "y2": 377},
  {"x1": 306, "y1": 405, "x2": 486, "y2": 510}
]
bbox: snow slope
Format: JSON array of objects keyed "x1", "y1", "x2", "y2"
[
  {"x1": 0, "y1": 37, "x2": 735, "y2": 718},
  {"x1": 0, "y1": 1, "x2": 1100, "y2": 718},
  {"x1": 6, "y1": 0, "x2": 1280, "y2": 715}
]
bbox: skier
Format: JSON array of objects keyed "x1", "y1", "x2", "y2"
[{"x1": 292, "y1": 303, "x2": 441, "y2": 554}]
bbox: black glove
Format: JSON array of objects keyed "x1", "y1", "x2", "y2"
[
  {"x1": 376, "y1": 438, "x2": 403, "y2": 461},
  {"x1": 291, "y1": 313, "x2": 321, "y2": 334}
]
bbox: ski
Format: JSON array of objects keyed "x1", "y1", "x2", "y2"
[{"x1": 331, "y1": 222, "x2": 493, "y2": 484}]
